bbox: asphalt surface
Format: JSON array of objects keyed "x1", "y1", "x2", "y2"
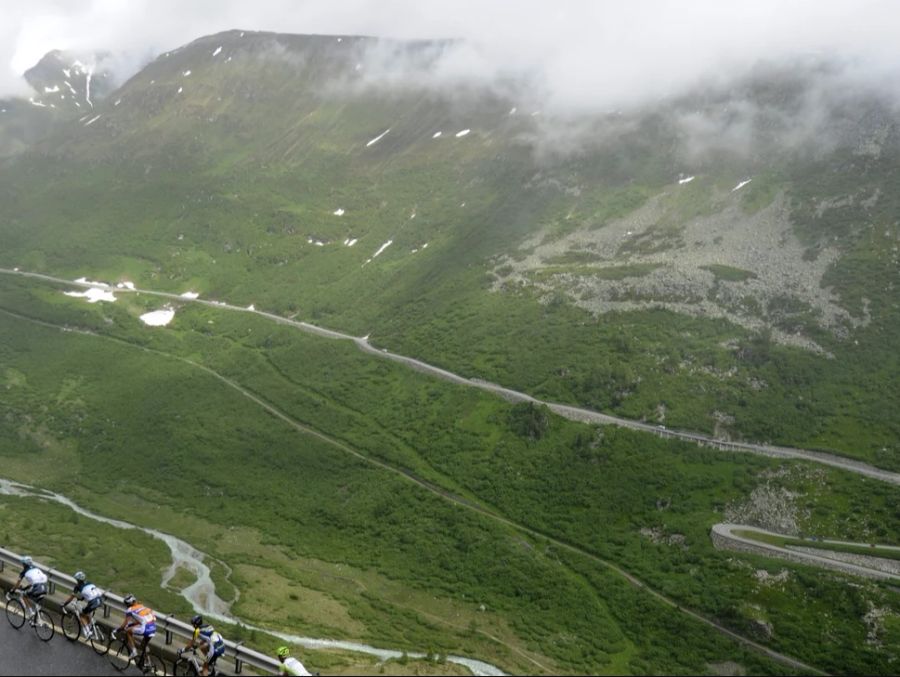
[{"x1": 0, "y1": 613, "x2": 120, "y2": 676}]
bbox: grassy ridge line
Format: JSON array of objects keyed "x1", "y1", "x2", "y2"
[
  {"x1": 3, "y1": 266, "x2": 897, "y2": 484},
  {"x1": 0, "y1": 304, "x2": 824, "y2": 675}
]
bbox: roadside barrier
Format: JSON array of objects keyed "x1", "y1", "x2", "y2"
[{"x1": 0, "y1": 545, "x2": 279, "y2": 674}]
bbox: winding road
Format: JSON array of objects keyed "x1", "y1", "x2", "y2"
[
  {"x1": 0, "y1": 289, "x2": 828, "y2": 674},
  {"x1": 712, "y1": 523, "x2": 900, "y2": 581},
  {"x1": 2, "y1": 266, "x2": 897, "y2": 487}
]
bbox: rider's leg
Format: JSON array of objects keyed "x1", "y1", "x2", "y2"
[{"x1": 126, "y1": 628, "x2": 137, "y2": 656}]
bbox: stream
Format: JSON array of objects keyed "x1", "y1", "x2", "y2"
[{"x1": 0, "y1": 478, "x2": 505, "y2": 675}]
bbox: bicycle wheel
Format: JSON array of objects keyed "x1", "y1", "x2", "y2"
[
  {"x1": 107, "y1": 638, "x2": 132, "y2": 673},
  {"x1": 143, "y1": 652, "x2": 167, "y2": 676},
  {"x1": 90, "y1": 623, "x2": 110, "y2": 655},
  {"x1": 5, "y1": 598, "x2": 26, "y2": 629},
  {"x1": 61, "y1": 612, "x2": 81, "y2": 641},
  {"x1": 172, "y1": 657, "x2": 198, "y2": 676},
  {"x1": 33, "y1": 609, "x2": 55, "y2": 642}
]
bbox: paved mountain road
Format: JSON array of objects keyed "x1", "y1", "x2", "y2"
[
  {"x1": 2, "y1": 267, "x2": 897, "y2": 487},
  {"x1": 0, "y1": 616, "x2": 119, "y2": 676},
  {"x1": 0, "y1": 304, "x2": 825, "y2": 675}
]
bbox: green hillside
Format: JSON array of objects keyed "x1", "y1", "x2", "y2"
[{"x1": 0, "y1": 30, "x2": 898, "y2": 675}]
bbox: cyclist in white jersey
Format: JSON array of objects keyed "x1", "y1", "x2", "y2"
[
  {"x1": 11, "y1": 556, "x2": 48, "y2": 619},
  {"x1": 62, "y1": 570, "x2": 104, "y2": 638}
]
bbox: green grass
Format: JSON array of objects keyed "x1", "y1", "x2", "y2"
[
  {"x1": 0, "y1": 277, "x2": 897, "y2": 674},
  {"x1": 702, "y1": 264, "x2": 759, "y2": 282}
]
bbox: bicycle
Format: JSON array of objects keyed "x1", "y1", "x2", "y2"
[
  {"x1": 61, "y1": 599, "x2": 110, "y2": 655},
  {"x1": 107, "y1": 630, "x2": 167, "y2": 675},
  {"x1": 173, "y1": 646, "x2": 219, "y2": 676},
  {"x1": 4, "y1": 589, "x2": 55, "y2": 641}
]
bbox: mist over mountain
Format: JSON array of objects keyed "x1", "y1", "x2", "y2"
[{"x1": 0, "y1": 22, "x2": 898, "y2": 677}]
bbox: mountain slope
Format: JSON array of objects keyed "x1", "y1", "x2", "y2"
[{"x1": 1, "y1": 30, "x2": 896, "y2": 468}]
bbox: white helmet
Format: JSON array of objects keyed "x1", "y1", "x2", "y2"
[
  {"x1": 74, "y1": 571, "x2": 86, "y2": 582},
  {"x1": 20, "y1": 556, "x2": 33, "y2": 566}
]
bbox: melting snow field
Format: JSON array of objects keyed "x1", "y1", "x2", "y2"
[
  {"x1": 64, "y1": 288, "x2": 116, "y2": 303},
  {"x1": 371, "y1": 240, "x2": 393, "y2": 258},
  {"x1": 366, "y1": 129, "x2": 390, "y2": 147},
  {"x1": 732, "y1": 178, "x2": 752, "y2": 192},
  {"x1": 333, "y1": 208, "x2": 345, "y2": 216},
  {"x1": 455, "y1": 129, "x2": 471, "y2": 137},
  {"x1": 180, "y1": 291, "x2": 199, "y2": 299},
  {"x1": 678, "y1": 176, "x2": 695, "y2": 185},
  {"x1": 140, "y1": 308, "x2": 175, "y2": 327}
]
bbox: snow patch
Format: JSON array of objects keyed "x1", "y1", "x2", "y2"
[
  {"x1": 732, "y1": 178, "x2": 752, "y2": 192},
  {"x1": 62, "y1": 68, "x2": 71, "y2": 78},
  {"x1": 183, "y1": 70, "x2": 191, "y2": 77},
  {"x1": 366, "y1": 129, "x2": 390, "y2": 147},
  {"x1": 344, "y1": 238, "x2": 358, "y2": 247},
  {"x1": 247, "y1": 304, "x2": 256, "y2": 311},
  {"x1": 114, "y1": 99, "x2": 121, "y2": 106},
  {"x1": 64, "y1": 288, "x2": 116, "y2": 303},
  {"x1": 333, "y1": 208, "x2": 345, "y2": 216},
  {"x1": 455, "y1": 129, "x2": 471, "y2": 138},
  {"x1": 180, "y1": 291, "x2": 199, "y2": 299},
  {"x1": 226, "y1": 57, "x2": 232, "y2": 63},
  {"x1": 509, "y1": 107, "x2": 517, "y2": 115},
  {"x1": 307, "y1": 237, "x2": 326, "y2": 247},
  {"x1": 371, "y1": 240, "x2": 393, "y2": 258},
  {"x1": 213, "y1": 46, "x2": 222, "y2": 57},
  {"x1": 432, "y1": 131, "x2": 442, "y2": 138},
  {"x1": 116, "y1": 281, "x2": 136, "y2": 290},
  {"x1": 177, "y1": 87, "x2": 183, "y2": 94},
  {"x1": 140, "y1": 308, "x2": 175, "y2": 327},
  {"x1": 678, "y1": 176, "x2": 695, "y2": 185},
  {"x1": 43, "y1": 85, "x2": 60, "y2": 93},
  {"x1": 74, "y1": 277, "x2": 108, "y2": 286},
  {"x1": 84, "y1": 114, "x2": 101, "y2": 126},
  {"x1": 28, "y1": 98, "x2": 46, "y2": 108},
  {"x1": 422, "y1": 243, "x2": 429, "y2": 249}
]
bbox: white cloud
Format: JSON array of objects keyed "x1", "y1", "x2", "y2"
[{"x1": 2, "y1": 0, "x2": 899, "y2": 113}]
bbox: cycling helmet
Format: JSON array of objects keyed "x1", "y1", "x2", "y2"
[
  {"x1": 74, "y1": 571, "x2": 86, "y2": 582},
  {"x1": 277, "y1": 646, "x2": 290, "y2": 658},
  {"x1": 191, "y1": 615, "x2": 203, "y2": 627},
  {"x1": 123, "y1": 594, "x2": 136, "y2": 605},
  {"x1": 20, "y1": 555, "x2": 33, "y2": 566}
]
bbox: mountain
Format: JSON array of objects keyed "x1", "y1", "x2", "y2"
[
  {"x1": 0, "y1": 30, "x2": 898, "y2": 676},
  {"x1": 0, "y1": 49, "x2": 114, "y2": 156}
]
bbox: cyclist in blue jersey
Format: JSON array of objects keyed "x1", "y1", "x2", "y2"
[{"x1": 179, "y1": 614, "x2": 225, "y2": 676}]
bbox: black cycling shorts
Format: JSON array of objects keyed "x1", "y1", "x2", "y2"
[
  {"x1": 84, "y1": 597, "x2": 103, "y2": 614},
  {"x1": 26, "y1": 584, "x2": 47, "y2": 601}
]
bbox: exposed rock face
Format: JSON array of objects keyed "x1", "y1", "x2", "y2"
[
  {"x1": 493, "y1": 191, "x2": 869, "y2": 353},
  {"x1": 725, "y1": 483, "x2": 804, "y2": 535}
]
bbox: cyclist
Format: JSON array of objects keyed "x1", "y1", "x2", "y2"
[
  {"x1": 276, "y1": 646, "x2": 312, "y2": 676},
  {"x1": 10, "y1": 556, "x2": 48, "y2": 621},
  {"x1": 62, "y1": 571, "x2": 104, "y2": 638},
  {"x1": 114, "y1": 594, "x2": 157, "y2": 661},
  {"x1": 179, "y1": 614, "x2": 225, "y2": 676}
]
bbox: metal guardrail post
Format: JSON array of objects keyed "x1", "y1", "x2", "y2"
[
  {"x1": 48, "y1": 580, "x2": 56, "y2": 595},
  {"x1": 234, "y1": 641, "x2": 245, "y2": 674},
  {"x1": 103, "y1": 603, "x2": 111, "y2": 618}
]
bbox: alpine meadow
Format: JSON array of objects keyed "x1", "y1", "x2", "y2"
[{"x1": 0, "y1": 26, "x2": 898, "y2": 676}]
